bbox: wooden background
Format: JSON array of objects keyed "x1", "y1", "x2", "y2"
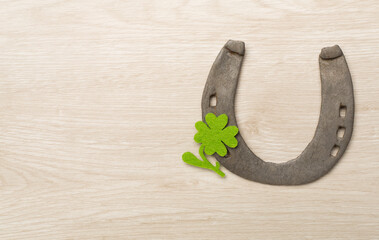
[{"x1": 0, "y1": 1, "x2": 378, "y2": 239}]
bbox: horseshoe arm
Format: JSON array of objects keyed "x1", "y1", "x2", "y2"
[{"x1": 201, "y1": 40, "x2": 354, "y2": 185}]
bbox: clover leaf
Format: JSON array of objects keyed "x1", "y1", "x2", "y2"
[{"x1": 182, "y1": 113, "x2": 239, "y2": 177}]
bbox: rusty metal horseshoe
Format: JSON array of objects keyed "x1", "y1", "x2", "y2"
[{"x1": 201, "y1": 40, "x2": 354, "y2": 185}]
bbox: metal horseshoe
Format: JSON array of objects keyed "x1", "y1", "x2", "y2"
[{"x1": 201, "y1": 40, "x2": 354, "y2": 185}]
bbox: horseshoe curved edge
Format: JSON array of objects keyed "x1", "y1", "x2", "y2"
[{"x1": 201, "y1": 40, "x2": 354, "y2": 185}]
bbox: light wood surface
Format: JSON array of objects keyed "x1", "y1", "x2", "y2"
[{"x1": 0, "y1": 1, "x2": 378, "y2": 239}]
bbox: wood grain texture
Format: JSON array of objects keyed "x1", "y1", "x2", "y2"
[{"x1": 0, "y1": 0, "x2": 378, "y2": 239}]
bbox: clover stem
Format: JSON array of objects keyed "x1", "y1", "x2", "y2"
[{"x1": 199, "y1": 144, "x2": 225, "y2": 177}]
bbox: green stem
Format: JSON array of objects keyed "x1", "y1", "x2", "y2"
[{"x1": 199, "y1": 145, "x2": 225, "y2": 177}]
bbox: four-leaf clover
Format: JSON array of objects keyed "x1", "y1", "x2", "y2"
[
  {"x1": 194, "y1": 113, "x2": 238, "y2": 157},
  {"x1": 182, "y1": 113, "x2": 239, "y2": 177}
]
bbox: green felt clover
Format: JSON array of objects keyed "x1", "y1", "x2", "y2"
[
  {"x1": 182, "y1": 113, "x2": 239, "y2": 177},
  {"x1": 194, "y1": 113, "x2": 238, "y2": 157}
]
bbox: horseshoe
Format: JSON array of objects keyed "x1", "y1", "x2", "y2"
[{"x1": 201, "y1": 40, "x2": 354, "y2": 185}]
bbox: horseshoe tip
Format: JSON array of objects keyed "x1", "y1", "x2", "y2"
[
  {"x1": 320, "y1": 45, "x2": 343, "y2": 60},
  {"x1": 224, "y1": 40, "x2": 245, "y2": 56}
]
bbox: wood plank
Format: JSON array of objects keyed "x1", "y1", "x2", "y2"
[{"x1": 0, "y1": 1, "x2": 378, "y2": 239}]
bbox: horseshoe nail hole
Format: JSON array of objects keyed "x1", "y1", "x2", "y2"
[
  {"x1": 210, "y1": 94, "x2": 217, "y2": 107},
  {"x1": 330, "y1": 145, "x2": 340, "y2": 157},
  {"x1": 337, "y1": 127, "x2": 346, "y2": 139},
  {"x1": 339, "y1": 105, "x2": 347, "y2": 118}
]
